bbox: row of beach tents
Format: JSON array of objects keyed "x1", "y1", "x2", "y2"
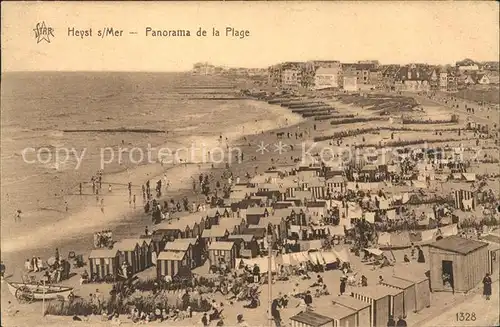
[{"x1": 239, "y1": 248, "x2": 350, "y2": 273}]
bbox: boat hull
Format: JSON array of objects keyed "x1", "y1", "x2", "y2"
[{"x1": 7, "y1": 282, "x2": 73, "y2": 301}]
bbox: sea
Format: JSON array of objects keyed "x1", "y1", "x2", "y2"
[{"x1": 0, "y1": 72, "x2": 301, "y2": 256}]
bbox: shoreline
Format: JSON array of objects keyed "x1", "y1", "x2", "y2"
[{"x1": 0, "y1": 99, "x2": 305, "y2": 278}]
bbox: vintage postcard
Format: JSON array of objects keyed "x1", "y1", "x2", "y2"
[{"x1": 1, "y1": 1, "x2": 499, "y2": 327}]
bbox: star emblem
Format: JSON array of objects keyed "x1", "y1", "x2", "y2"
[
  {"x1": 273, "y1": 141, "x2": 289, "y2": 154},
  {"x1": 256, "y1": 141, "x2": 269, "y2": 154},
  {"x1": 33, "y1": 22, "x2": 54, "y2": 44}
]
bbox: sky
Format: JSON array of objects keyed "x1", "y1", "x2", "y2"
[{"x1": 1, "y1": 1, "x2": 499, "y2": 72}]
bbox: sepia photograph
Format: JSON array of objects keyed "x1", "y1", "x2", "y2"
[{"x1": 1, "y1": 1, "x2": 499, "y2": 326}]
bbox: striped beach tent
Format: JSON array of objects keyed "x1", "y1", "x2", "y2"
[
  {"x1": 114, "y1": 239, "x2": 142, "y2": 274},
  {"x1": 156, "y1": 250, "x2": 188, "y2": 279},
  {"x1": 454, "y1": 189, "x2": 475, "y2": 211},
  {"x1": 88, "y1": 249, "x2": 120, "y2": 281}
]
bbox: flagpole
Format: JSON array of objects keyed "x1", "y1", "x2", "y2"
[
  {"x1": 267, "y1": 223, "x2": 273, "y2": 327},
  {"x1": 42, "y1": 280, "x2": 46, "y2": 316}
]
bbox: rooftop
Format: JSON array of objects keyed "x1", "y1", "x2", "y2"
[
  {"x1": 164, "y1": 241, "x2": 191, "y2": 251},
  {"x1": 202, "y1": 227, "x2": 229, "y2": 238},
  {"x1": 227, "y1": 234, "x2": 255, "y2": 242},
  {"x1": 481, "y1": 234, "x2": 500, "y2": 244},
  {"x1": 429, "y1": 235, "x2": 488, "y2": 255},
  {"x1": 327, "y1": 304, "x2": 357, "y2": 319},
  {"x1": 381, "y1": 276, "x2": 414, "y2": 289},
  {"x1": 332, "y1": 295, "x2": 371, "y2": 310},
  {"x1": 290, "y1": 311, "x2": 333, "y2": 327},
  {"x1": 89, "y1": 249, "x2": 119, "y2": 259},
  {"x1": 113, "y1": 239, "x2": 140, "y2": 251},
  {"x1": 208, "y1": 241, "x2": 235, "y2": 251},
  {"x1": 157, "y1": 251, "x2": 186, "y2": 261},
  {"x1": 350, "y1": 285, "x2": 401, "y2": 299}
]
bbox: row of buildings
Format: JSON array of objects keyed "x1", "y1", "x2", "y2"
[
  {"x1": 191, "y1": 62, "x2": 267, "y2": 78},
  {"x1": 266, "y1": 59, "x2": 500, "y2": 93}
]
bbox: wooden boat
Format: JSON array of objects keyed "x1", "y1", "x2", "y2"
[{"x1": 7, "y1": 281, "x2": 73, "y2": 303}]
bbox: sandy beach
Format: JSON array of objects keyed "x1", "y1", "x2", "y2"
[{"x1": 2, "y1": 77, "x2": 499, "y2": 327}]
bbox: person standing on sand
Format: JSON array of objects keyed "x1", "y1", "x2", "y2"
[
  {"x1": 0, "y1": 261, "x2": 5, "y2": 281},
  {"x1": 100, "y1": 199, "x2": 104, "y2": 214},
  {"x1": 65, "y1": 201, "x2": 69, "y2": 212},
  {"x1": 14, "y1": 209, "x2": 21, "y2": 223},
  {"x1": 128, "y1": 182, "x2": 132, "y2": 196},
  {"x1": 133, "y1": 195, "x2": 136, "y2": 209},
  {"x1": 483, "y1": 273, "x2": 492, "y2": 300},
  {"x1": 79, "y1": 183, "x2": 83, "y2": 195}
]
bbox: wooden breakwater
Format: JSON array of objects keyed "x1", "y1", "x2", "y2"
[
  {"x1": 287, "y1": 102, "x2": 326, "y2": 109},
  {"x1": 63, "y1": 128, "x2": 166, "y2": 133},
  {"x1": 267, "y1": 97, "x2": 302, "y2": 104},
  {"x1": 330, "y1": 117, "x2": 386, "y2": 125},
  {"x1": 290, "y1": 106, "x2": 333, "y2": 113},
  {"x1": 302, "y1": 110, "x2": 336, "y2": 118},
  {"x1": 314, "y1": 114, "x2": 355, "y2": 121}
]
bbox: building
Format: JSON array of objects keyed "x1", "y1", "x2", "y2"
[
  {"x1": 342, "y1": 63, "x2": 378, "y2": 85},
  {"x1": 175, "y1": 237, "x2": 204, "y2": 267},
  {"x1": 156, "y1": 251, "x2": 189, "y2": 279},
  {"x1": 457, "y1": 64, "x2": 480, "y2": 72},
  {"x1": 114, "y1": 239, "x2": 142, "y2": 274},
  {"x1": 428, "y1": 235, "x2": 489, "y2": 293},
  {"x1": 327, "y1": 305, "x2": 357, "y2": 327},
  {"x1": 332, "y1": 295, "x2": 371, "y2": 327},
  {"x1": 351, "y1": 285, "x2": 399, "y2": 327},
  {"x1": 290, "y1": 311, "x2": 333, "y2": 327},
  {"x1": 476, "y1": 73, "x2": 490, "y2": 85},
  {"x1": 227, "y1": 234, "x2": 259, "y2": 258},
  {"x1": 439, "y1": 71, "x2": 448, "y2": 90},
  {"x1": 314, "y1": 67, "x2": 341, "y2": 89},
  {"x1": 343, "y1": 75, "x2": 358, "y2": 92},
  {"x1": 88, "y1": 249, "x2": 120, "y2": 281},
  {"x1": 392, "y1": 274, "x2": 430, "y2": 312},
  {"x1": 208, "y1": 241, "x2": 237, "y2": 270},
  {"x1": 311, "y1": 60, "x2": 342, "y2": 69},
  {"x1": 282, "y1": 68, "x2": 302, "y2": 89},
  {"x1": 395, "y1": 64, "x2": 430, "y2": 92},
  {"x1": 137, "y1": 238, "x2": 155, "y2": 270},
  {"x1": 164, "y1": 240, "x2": 195, "y2": 269},
  {"x1": 380, "y1": 65, "x2": 401, "y2": 89},
  {"x1": 446, "y1": 70, "x2": 458, "y2": 92},
  {"x1": 380, "y1": 276, "x2": 415, "y2": 318}
]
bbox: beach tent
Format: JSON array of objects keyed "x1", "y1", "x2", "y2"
[
  {"x1": 328, "y1": 225, "x2": 345, "y2": 237},
  {"x1": 114, "y1": 239, "x2": 142, "y2": 274},
  {"x1": 301, "y1": 239, "x2": 322, "y2": 251},
  {"x1": 320, "y1": 251, "x2": 339, "y2": 264},
  {"x1": 308, "y1": 251, "x2": 325, "y2": 265},
  {"x1": 364, "y1": 248, "x2": 384, "y2": 257},
  {"x1": 420, "y1": 228, "x2": 439, "y2": 242},
  {"x1": 390, "y1": 231, "x2": 411, "y2": 248},
  {"x1": 88, "y1": 249, "x2": 120, "y2": 281},
  {"x1": 241, "y1": 256, "x2": 278, "y2": 273},
  {"x1": 291, "y1": 251, "x2": 311, "y2": 264},
  {"x1": 347, "y1": 202, "x2": 363, "y2": 219},
  {"x1": 277, "y1": 253, "x2": 297, "y2": 266},
  {"x1": 156, "y1": 251, "x2": 188, "y2": 279},
  {"x1": 333, "y1": 248, "x2": 350, "y2": 263},
  {"x1": 364, "y1": 212, "x2": 376, "y2": 223}
]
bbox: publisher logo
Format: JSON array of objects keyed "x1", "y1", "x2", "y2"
[{"x1": 34, "y1": 22, "x2": 54, "y2": 44}]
